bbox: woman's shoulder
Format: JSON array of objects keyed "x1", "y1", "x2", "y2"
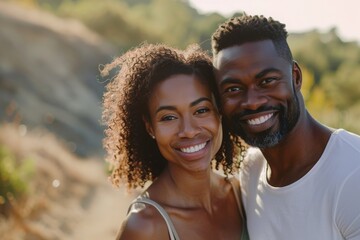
[{"x1": 116, "y1": 199, "x2": 169, "y2": 240}]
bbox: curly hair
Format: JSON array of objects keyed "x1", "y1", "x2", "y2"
[
  {"x1": 211, "y1": 14, "x2": 293, "y2": 63},
  {"x1": 101, "y1": 43, "x2": 245, "y2": 189}
]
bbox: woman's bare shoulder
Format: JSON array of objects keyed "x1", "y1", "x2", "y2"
[{"x1": 115, "y1": 203, "x2": 169, "y2": 240}]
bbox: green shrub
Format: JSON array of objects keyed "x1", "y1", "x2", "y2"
[{"x1": 0, "y1": 146, "x2": 34, "y2": 216}]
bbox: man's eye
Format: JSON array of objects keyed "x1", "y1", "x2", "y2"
[
  {"x1": 225, "y1": 86, "x2": 241, "y2": 93},
  {"x1": 261, "y1": 77, "x2": 278, "y2": 85}
]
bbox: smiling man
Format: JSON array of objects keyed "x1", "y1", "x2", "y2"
[{"x1": 212, "y1": 15, "x2": 360, "y2": 240}]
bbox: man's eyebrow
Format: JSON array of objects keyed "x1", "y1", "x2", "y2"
[
  {"x1": 255, "y1": 68, "x2": 281, "y2": 79},
  {"x1": 219, "y1": 68, "x2": 282, "y2": 88},
  {"x1": 219, "y1": 77, "x2": 240, "y2": 88}
]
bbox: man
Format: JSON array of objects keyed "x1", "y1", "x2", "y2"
[{"x1": 211, "y1": 15, "x2": 360, "y2": 239}]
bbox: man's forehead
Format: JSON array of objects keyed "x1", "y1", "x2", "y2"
[{"x1": 213, "y1": 40, "x2": 278, "y2": 68}]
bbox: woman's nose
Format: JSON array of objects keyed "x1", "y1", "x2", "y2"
[{"x1": 177, "y1": 117, "x2": 201, "y2": 138}]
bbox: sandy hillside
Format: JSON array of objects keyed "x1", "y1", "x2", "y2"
[
  {"x1": 0, "y1": 2, "x2": 143, "y2": 239},
  {"x1": 0, "y1": 1, "x2": 115, "y2": 157},
  {"x1": 0, "y1": 124, "x2": 136, "y2": 240}
]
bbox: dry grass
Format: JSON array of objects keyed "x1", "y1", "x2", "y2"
[{"x1": 0, "y1": 123, "x2": 135, "y2": 240}]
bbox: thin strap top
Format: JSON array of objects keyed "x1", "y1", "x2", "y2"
[
  {"x1": 127, "y1": 197, "x2": 180, "y2": 240},
  {"x1": 127, "y1": 178, "x2": 249, "y2": 240}
]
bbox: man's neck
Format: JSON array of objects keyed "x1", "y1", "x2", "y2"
[{"x1": 262, "y1": 113, "x2": 332, "y2": 187}]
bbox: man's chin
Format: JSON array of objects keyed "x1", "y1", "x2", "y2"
[{"x1": 236, "y1": 129, "x2": 283, "y2": 149}]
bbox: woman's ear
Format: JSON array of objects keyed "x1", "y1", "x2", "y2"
[{"x1": 143, "y1": 116, "x2": 155, "y2": 139}]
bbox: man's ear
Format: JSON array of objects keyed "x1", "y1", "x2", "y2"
[
  {"x1": 292, "y1": 61, "x2": 302, "y2": 91},
  {"x1": 143, "y1": 116, "x2": 155, "y2": 139}
]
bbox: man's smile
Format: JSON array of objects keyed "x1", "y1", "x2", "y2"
[{"x1": 248, "y1": 113, "x2": 274, "y2": 126}]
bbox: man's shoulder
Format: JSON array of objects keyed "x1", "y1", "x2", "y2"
[
  {"x1": 332, "y1": 129, "x2": 360, "y2": 153},
  {"x1": 324, "y1": 129, "x2": 360, "y2": 182},
  {"x1": 334, "y1": 129, "x2": 360, "y2": 142}
]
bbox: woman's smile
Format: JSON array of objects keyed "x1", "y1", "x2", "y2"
[{"x1": 179, "y1": 141, "x2": 208, "y2": 153}]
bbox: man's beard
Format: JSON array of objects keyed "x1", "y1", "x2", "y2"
[{"x1": 230, "y1": 95, "x2": 300, "y2": 149}]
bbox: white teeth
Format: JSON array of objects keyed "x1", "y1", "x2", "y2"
[
  {"x1": 180, "y1": 142, "x2": 206, "y2": 153},
  {"x1": 248, "y1": 113, "x2": 273, "y2": 125}
]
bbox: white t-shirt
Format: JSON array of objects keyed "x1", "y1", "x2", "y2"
[{"x1": 240, "y1": 129, "x2": 360, "y2": 240}]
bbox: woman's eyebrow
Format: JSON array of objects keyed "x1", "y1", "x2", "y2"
[{"x1": 155, "y1": 97, "x2": 211, "y2": 114}]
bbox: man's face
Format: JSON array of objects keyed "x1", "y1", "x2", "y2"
[{"x1": 213, "y1": 40, "x2": 301, "y2": 148}]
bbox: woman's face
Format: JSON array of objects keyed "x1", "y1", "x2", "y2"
[{"x1": 145, "y1": 74, "x2": 222, "y2": 173}]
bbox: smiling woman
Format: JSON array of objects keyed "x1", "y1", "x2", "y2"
[
  {"x1": 145, "y1": 74, "x2": 222, "y2": 172},
  {"x1": 101, "y1": 43, "x2": 248, "y2": 240}
]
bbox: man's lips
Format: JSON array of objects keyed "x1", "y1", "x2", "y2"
[{"x1": 232, "y1": 110, "x2": 278, "y2": 134}]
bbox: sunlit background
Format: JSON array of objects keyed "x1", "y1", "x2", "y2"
[
  {"x1": 189, "y1": 0, "x2": 360, "y2": 43},
  {"x1": 1, "y1": 0, "x2": 360, "y2": 239}
]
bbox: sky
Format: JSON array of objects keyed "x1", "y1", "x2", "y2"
[{"x1": 188, "y1": 0, "x2": 360, "y2": 43}]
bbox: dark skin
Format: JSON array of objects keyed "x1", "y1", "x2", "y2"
[
  {"x1": 117, "y1": 74, "x2": 243, "y2": 239},
  {"x1": 214, "y1": 40, "x2": 332, "y2": 187}
]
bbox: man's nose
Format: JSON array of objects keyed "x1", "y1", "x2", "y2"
[{"x1": 240, "y1": 88, "x2": 268, "y2": 110}]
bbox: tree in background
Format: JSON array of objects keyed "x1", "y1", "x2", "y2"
[
  {"x1": 5, "y1": 0, "x2": 360, "y2": 133},
  {"x1": 290, "y1": 28, "x2": 360, "y2": 132}
]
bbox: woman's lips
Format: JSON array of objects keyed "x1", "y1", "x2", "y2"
[{"x1": 179, "y1": 142, "x2": 207, "y2": 153}]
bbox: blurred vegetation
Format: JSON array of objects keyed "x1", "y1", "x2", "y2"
[
  {"x1": 0, "y1": 145, "x2": 34, "y2": 217},
  {"x1": 4, "y1": 0, "x2": 360, "y2": 134},
  {"x1": 8, "y1": 0, "x2": 233, "y2": 51},
  {"x1": 289, "y1": 29, "x2": 360, "y2": 131}
]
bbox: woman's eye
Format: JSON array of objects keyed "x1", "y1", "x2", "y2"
[
  {"x1": 161, "y1": 115, "x2": 176, "y2": 121},
  {"x1": 195, "y1": 107, "x2": 210, "y2": 115}
]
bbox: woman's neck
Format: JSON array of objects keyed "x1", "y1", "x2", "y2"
[{"x1": 150, "y1": 166, "x2": 222, "y2": 212}]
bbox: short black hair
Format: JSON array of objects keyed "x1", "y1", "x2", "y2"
[{"x1": 212, "y1": 14, "x2": 293, "y2": 63}]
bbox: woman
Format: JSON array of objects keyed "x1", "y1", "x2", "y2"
[{"x1": 101, "y1": 43, "x2": 248, "y2": 240}]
